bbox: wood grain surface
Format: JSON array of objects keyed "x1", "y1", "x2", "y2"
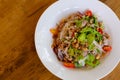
[{"x1": 0, "y1": 0, "x2": 119, "y2": 80}]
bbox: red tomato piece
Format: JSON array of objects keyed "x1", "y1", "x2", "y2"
[
  {"x1": 102, "y1": 45, "x2": 112, "y2": 52},
  {"x1": 50, "y1": 28, "x2": 57, "y2": 35},
  {"x1": 63, "y1": 62, "x2": 75, "y2": 68},
  {"x1": 85, "y1": 10, "x2": 92, "y2": 17},
  {"x1": 97, "y1": 28, "x2": 103, "y2": 34}
]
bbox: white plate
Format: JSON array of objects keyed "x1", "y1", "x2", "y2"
[{"x1": 35, "y1": 0, "x2": 120, "y2": 80}]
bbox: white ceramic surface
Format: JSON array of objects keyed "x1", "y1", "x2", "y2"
[{"x1": 35, "y1": 0, "x2": 120, "y2": 80}]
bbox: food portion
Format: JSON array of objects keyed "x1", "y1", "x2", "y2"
[{"x1": 50, "y1": 10, "x2": 112, "y2": 68}]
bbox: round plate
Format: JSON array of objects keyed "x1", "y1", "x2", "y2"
[{"x1": 35, "y1": 0, "x2": 120, "y2": 80}]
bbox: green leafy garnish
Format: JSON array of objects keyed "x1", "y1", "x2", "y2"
[
  {"x1": 68, "y1": 47, "x2": 74, "y2": 56},
  {"x1": 78, "y1": 33, "x2": 86, "y2": 43},
  {"x1": 68, "y1": 47, "x2": 82, "y2": 56},
  {"x1": 87, "y1": 34, "x2": 95, "y2": 44},
  {"x1": 95, "y1": 32, "x2": 103, "y2": 42},
  {"x1": 80, "y1": 27, "x2": 93, "y2": 33},
  {"x1": 77, "y1": 55, "x2": 84, "y2": 60},
  {"x1": 74, "y1": 62, "x2": 83, "y2": 68},
  {"x1": 88, "y1": 43, "x2": 95, "y2": 50},
  {"x1": 75, "y1": 20, "x2": 82, "y2": 27},
  {"x1": 87, "y1": 54, "x2": 95, "y2": 62},
  {"x1": 93, "y1": 16, "x2": 99, "y2": 27},
  {"x1": 74, "y1": 48, "x2": 81, "y2": 54},
  {"x1": 85, "y1": 16, "x2": 90, "y2": 21},
  {"x1": 85, "y1": 54, "x2": 100, "y2": 67},
  {"x1": 96, "y1": 48, "x2": 100, "y2": 53}
]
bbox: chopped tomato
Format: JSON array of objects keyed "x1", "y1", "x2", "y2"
[
  {"x1": 63, "y1": 62, "x2": 75, "y2": 68},
  {"x1": 85, "y1": 10, "x2": 92, "y2": 17},
  {"x1": 50, "y1": 28, "x2": 57, "y2": 35},
  {"x1": 102, "y1": 45, "x2": 112, "y2": 52},
  {"x1": 97, "y1": 28, "x2": 103, "y2": 34}
]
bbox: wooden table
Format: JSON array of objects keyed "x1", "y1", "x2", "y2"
[{"x1": 0, "y1": 0, "x2": 119, "y2": 80}]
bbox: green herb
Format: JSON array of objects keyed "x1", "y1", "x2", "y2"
[
  {"x1": 74, "y1": 55, "x2": 83, "y2": 62},
  {"x1": 74, "y1": 48, "x2": 81, "y2": 54},
  {"x1": 95, "y1": 32, "x2": 103, "y2": 42},
  {"x1": 68, "y1": 46, "x2": 82, "y2": 56},
  {"x1": 74, "y1": 62, "x2": 83, "y2": 68},
  {"x1": 96, "y1": 48, "x2": 100, "y2": 53},
  {"x1": 87, "y1": 54, "x2": 95, "y2": 62},
  {"x1": 78, "y1": 33, "x2": 86, "y2": 43},
  {"x1": 88, "y1": 43, "x2": 95, "y2": 50},
  {"x1": 80, "y1": 27, "x2": 93, "y2": 33},
  {"x1": 85, "y1": 54, "x2": 100, "y2": 67},
  {"x1": 87, "y1": 34, "x2": 95, "y2": 44},
  {"x1": 93, "y1": 16, "x2": 99, "y2": 27},
  {"x1": 68, "y1": 47, "x2": 74, "y2": 56},
  {"x1": 77, "y1": 55, "x2": 84, "y2": 60},
  {"x1": 75, "y1": 20, "x2": 82, "y2": 27},
  {"x1": 85, "y1": 16, "x2": 90, "y2": 21}
]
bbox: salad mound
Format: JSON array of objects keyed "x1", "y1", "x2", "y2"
[{"x1": 50, "y1": 10, "x2": 112, "y2": 68}]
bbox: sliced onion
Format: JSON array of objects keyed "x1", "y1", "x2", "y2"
[
  {"x1": 81, "y1": 20, "x2": 87, "y2": 27},
  {"x1": 83, "y1": 51, "x2": 88, "y2": 57},
  {"x1": 93, "y1": 40, "x2": 104, "y2": 52},
  {"x1": 58, "y1": 49, "x2": 64, "y2": 60}
]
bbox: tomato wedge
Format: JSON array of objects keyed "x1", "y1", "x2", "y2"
[
  {"x1": 85, "y1": 10, "x2": 92, "y2": 17},
  {"x1": 97, "y1": 28, "x2": 103, "y2": 34},
  {"x1": 102, "y1": 45, "x2": 112, "y2": 52},
  {"x1": 50, "y1": 28, "x2": 57, "y2": 35},
  {"x1": 63, "y1": 62, "x2": 75, "y2": 68}
]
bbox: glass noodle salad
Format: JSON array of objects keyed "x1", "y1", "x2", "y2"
[{"x1": 50, "y1": 10, "x2": 112, "y2": 68}]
